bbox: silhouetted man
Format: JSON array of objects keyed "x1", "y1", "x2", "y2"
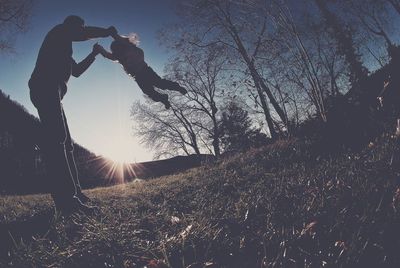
[{"x1": 28, "y1": 15, "x2": 117, "y2": 214}]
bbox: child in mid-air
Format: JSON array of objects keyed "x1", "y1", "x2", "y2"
[{"x1": 95, "y1": 34, "x2": 187, "y2": 109}]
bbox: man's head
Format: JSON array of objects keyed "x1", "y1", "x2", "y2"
[{"x1": 63, "y1": 15, "x2": 85, "y2": 36}]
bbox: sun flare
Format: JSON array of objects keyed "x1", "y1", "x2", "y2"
[
  {"x1": 83, "y1": 155, "x2": 146, "y2": 185},
  {"x1": 80, "y1": 127, "x2": 151, "y2": 183}
]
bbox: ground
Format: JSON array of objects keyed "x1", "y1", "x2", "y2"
[{"x1": 1, "y1": 136, "x2": 400, "y2": 268}]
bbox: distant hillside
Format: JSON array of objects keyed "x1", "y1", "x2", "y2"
[
  {"x1": 129, "y1": 154, "x2": 214, "y2": 179},
  {"x1": 0, "y1": 89, "x2": 106, "y2": 193},
  {"x1": 0, "y1": 90, "x2": 211, "y2": 194}
]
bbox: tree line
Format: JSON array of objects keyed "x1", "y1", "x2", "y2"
[{"x1": 131, "y1": 0, "x2": 400, "y2": 159}]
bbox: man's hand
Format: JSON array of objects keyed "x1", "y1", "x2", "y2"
[
  {"x1": 92, "y1": 43, "x2": 103, "y2": 55},
  {"x1": 93, "y1": 43, "x2": 116, "y2": 61},
  {"x1": 107, "y1": 26, "x2": 118, "y2": 38},
  {"x1": 107, "y1": 26, "x2": 125, "y2": 41}
]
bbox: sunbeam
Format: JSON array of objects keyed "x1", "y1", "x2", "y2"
[{"x1": 81, "y1": 154, "x2": 148, "y2": 185}]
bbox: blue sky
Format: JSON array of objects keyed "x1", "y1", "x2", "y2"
[{"x1": 0, "y1": 0, "x2": 178, "y2": 163}]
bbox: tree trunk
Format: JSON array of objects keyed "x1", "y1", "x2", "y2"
[
  {"x1": 254, "y1": 85, "x2": 277, "y2": 139},
  {"x1": 211, "y1": 106, "x2": 221, "y2": 157},
  {"x1": 222, "y1": 13, "x2": 287, "y2": 137}
]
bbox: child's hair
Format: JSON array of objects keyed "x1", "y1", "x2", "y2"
[{"x1": 126, "y1": 33, "x2": 140, "y2": 46}]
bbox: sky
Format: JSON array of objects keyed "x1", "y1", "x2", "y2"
[{"x1": 0, "y1": 0, "x2": 179, "y2": 163}]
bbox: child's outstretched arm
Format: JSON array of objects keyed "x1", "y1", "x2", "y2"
[{"x1": 94, "y1": 43, "x2": 117, "y2": 61}]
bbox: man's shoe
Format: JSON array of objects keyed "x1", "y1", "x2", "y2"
[
  {"x1": 76, "y1": 191, "x2": 91, "y2": 204},
  {"x1": 57, "y1": 196, "x2": 98, "y2": 216}
]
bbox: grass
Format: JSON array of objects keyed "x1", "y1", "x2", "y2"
[{"x1": 1, "y1": 135, "x2": 400, "y2": 267}]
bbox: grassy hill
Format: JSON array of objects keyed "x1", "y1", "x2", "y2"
[{"x1": 1, "y1": 134, "x2": 400, "y2": 268}]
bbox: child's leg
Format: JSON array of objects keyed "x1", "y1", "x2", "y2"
[
  {"x1": 156, "y1": 79, "x2": 187, "y2": 95},
  {"x1": 144, "y1": 66, "x2": 187, "y2": 94},
  {"x1": 136, "y1": 78, "x2": 171, "y2": 109}
]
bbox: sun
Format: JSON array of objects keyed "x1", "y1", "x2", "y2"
[
  {"x1": 99, "y1": 134, "x2": 137, "y2": 164},
  {"x1": 107, "y1": 149, "x2": 133, "y2": 164},
  {"x1": 79, "y1": 123, "x2": 153, "y2": 180}
]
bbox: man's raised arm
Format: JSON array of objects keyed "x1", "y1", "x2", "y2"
[
  {"x1": 72, "y1": 26, "x2": 117, "y2": 41},
  {"x1": 71, "y1": 44, "x2": 101, "y2": 77}
]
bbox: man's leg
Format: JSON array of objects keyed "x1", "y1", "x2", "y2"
[
  {"x1": 63, "y1": 108, "x2": 81, "y2": 192},
  {"x1": 63, "y1": 108, "x2": 91, "y2": 203},
  {"x1": 36, "y1": 93, "x2": 77, "y2": 208},
  {"x1": 37, "y1": 97, "x2": 95, "y2": 214}
]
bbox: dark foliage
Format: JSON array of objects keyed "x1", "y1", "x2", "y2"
[
  {"x1": 220, "y1": 101, "x2": 270, "y2": 154},
  {"x1": 295, "y1": 46, "x2": 400, "y2": 155}
]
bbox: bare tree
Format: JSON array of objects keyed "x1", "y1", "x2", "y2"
[
  {"x1": 0, "y1": 0, "x2": 33, "y2": 52},
  {"x1": 257, "y1": 1, "x2": 350, "y2": 123},
  {"x1": 131, "y1": 101, "x2": 202, "y2": 159},
  {"x1": 131, "y1": 44, "x2": 229, "y2": 159},
  {"x1": 272, "y1": 3, "x2": 328, "y2": 122},
  {"x1": 164, "y1": 44, "x2": 227, "y2": 157},
  {"x1": 167, "y1": 0, "x2": 290, "y2": 139},
  {"x1": 153, "y1": 0, "x2": 400, "y2": 149}
]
